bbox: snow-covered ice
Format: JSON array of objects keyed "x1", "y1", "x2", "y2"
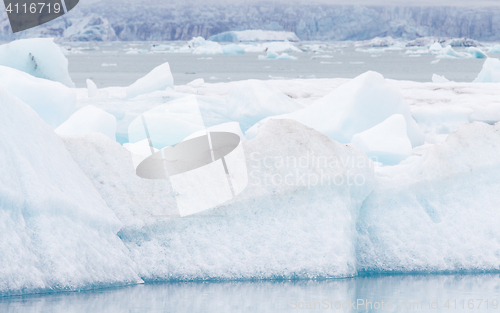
[
  {"x1": 0, "y1": 88, "x2": 140, "y2": 297},
  {"x1": 55, "y1": 105, "x2": 117, "y2": 141}
]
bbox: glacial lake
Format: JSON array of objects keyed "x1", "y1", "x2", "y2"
[
  {"x1": 1, "y1": 274, "x2": 499, "y2": 312},
  {"x1": 63, "y1": 41, "x2": 489, "y2": 88}
]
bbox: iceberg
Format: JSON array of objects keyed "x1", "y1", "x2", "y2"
[
  {"x1": 351, "y1": 114, "x2": 413, "y2": 165},
  {"x1": 247, "y1": 71, "x2": 424, "y2": 148},
  {"x1": 473, "y1": 58, "x2": 500, "y2": 83},
  {"x1": 126, "y1": 62, "x2": 174, "y2": 99},
  {"x1": 55, "y1": 105, "x2": 117, "y2": 141},
  {"x1": 468, "y1": 47, "x2": 488, "y2": 59},
  {"x1": 431, "y1": 74, "x2": 451, "y2": 83},
  {"x1": 0, "y1": 65, "x2": 76, "y2": 128},
  {"x1": 221, "y1": 44, "x2": 245, "y2": 55},
  {"x1": 188, "y1": 37, "x2": 223, "y2": 55},
  {"x1": 0, "y1": 88, "x2": 140, "y2": 297},
  {"x1": 68, "y1": 119, "x2": 374, "y2": 281},
  {"x1": 357, "y1": 122, "x2": 500, "y2": 273},
  {"x1": 209, "y1": 30, "x2": 299, "y2": 42},
  {"x1": 0, "y1": 38, "x2": 75, "y2": 88},
  {"x1": 225, "y1": 80, "x2": 303, "y2": 130}
]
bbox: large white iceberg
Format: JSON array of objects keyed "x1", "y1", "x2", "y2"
[
  {"x1": 0, "y1": 38, "x2": 75, "y2": 87},
  {"x1": 66, "y1": 119, "x2": 375, "y2": 281},
  {"x1": 0, "y1": 65, "x2": 76, "y2": 128},
  {"x1": 0, "y1": 88, "x2": 140, "y2": 297}
]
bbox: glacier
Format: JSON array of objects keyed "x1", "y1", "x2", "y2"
[{"x1": 2, "y1": 2, "x2": 500, "y2": 42}]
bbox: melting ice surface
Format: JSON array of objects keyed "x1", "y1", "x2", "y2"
[{"x1": 1, "y1": 274, "x2": 500, "y2": 312}]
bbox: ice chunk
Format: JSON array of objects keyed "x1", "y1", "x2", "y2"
[
  {"x1": 258, "y1": 51, "x2": 297, "y2": 60},
  {"x1": 188, "y1": 37, "x2": 223, "y2": 55},
  {"x1": 87, "y1": 79, "x2": 98, "y2": 98},
  {"x1": 126, "y1": 62, "x2": 174, "y2": 99},
  {"x1": 488, "y1": 45, "x2": 500, "y2": 53},
  {"x1": 55, "y1": 105, "x2": 117, "y2": 141},
  {"x1": 225, "y1": 80, "x2": 303, "y2": 130},
  {"x1": 0, "y1": 88, "x2": 140, "y2": 296},
  {"x1": 0, "y1": 65, "x2": 76, "y2": 128},
  {"x1": 468, "y1": 47, "x2": 488, "y2": 58},
  {"x1": 473, "y1": 58, "x2": 500, "y2": 83},
  {"x1": 0, "y1": 38, "x2": 75, "y2": 87},
  {"x1": 222, "y1": 44, "x2": 245, "y2": 55},
  {"x1": 247, "y1": 71, "x2": 424, "y2": 147},
  {"x1": 210, "y1": 30, "x2": 299, "y2": 42},
  {"x1": 428, "y1": 42, "x2": 442, "y2": 51},
  {"x1": 357, "y1": 122, "x2": 500, "y2": 273},
  {"x1": 187, "y1": 78, "x2": 205, "y2": 87},
  {"x1": 431, "y1": 74, "x2": 451, "y2": 83},
  {"x1": 351, "y1": 114, "x2": 413, "y2": 165},
  {"x1": 411, "y1": 106, "x2": 473, "y2": 137},
  {"x1": 437, "y1": 45, "x2": 468, "y2": 59}
]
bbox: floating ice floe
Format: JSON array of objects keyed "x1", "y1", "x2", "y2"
[
  {"x1": 189, "y1": 37, "x2": 224, "y2": 55},
  {"x1": 126, "y1": 62, "x2": 174, "y2": 99},
  {"x1": 488, "y1": 45, "x2": 500, "y2": 53},
  {"x1": 351, "y1": 114, "x2": 413, "y2": 165},
  {"x1": 55, "y1": 105, "x2": 117, "y2": 141},
  {"x1": 221, "y1": 44, "x2": 245, "y2": 55},
  {"x1": 0, "y1": 88, "x2": 140, "y2": 297},
  {"x1": 258, "y1": 51, "x2": 297, "y2": 60},
  {"x1": 0, "y1": 38, "x2": 75, "y2": 87},
  {"x1": 431, "y1": 74, "x2": 451, "y2": 83},
  {"x1": 0, "y1": 65, "x2": 76, "y2": 128},
  {"x1": 473, "y1": 58, "x2": 500, "y2": 82},
  {"x1": 209, "y1": 30, "x2": 299, "y2": 42}
]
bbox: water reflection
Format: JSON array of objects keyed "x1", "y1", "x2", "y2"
[{"x1": 1, "y1": 274, "x2": 499, "y2": 312}]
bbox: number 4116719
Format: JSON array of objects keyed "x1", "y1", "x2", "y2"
[{"x1": 6, "y1": 2, "x2": 62, "y2": 14}]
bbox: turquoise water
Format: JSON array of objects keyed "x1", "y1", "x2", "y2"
[{"x1": 2, "y1": 274, "x2": 499, "y2": 312}]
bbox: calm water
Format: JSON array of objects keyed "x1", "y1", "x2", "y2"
[
  {"x1": 1, "y1": 274, "x2": 499, "y2": 312},
  {"x1": 64, "y1": 42, "x2": 487, "y2": 88}
]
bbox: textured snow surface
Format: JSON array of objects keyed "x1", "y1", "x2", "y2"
[
  {"x1": 0, "y1": 88, "x2": 140, "y2": 297},
  {"x1": 357, "y1": 122, "x2": 500, "y2": 273},
  {"x1": 55, "y1": 105, "x2": 117, "y2": 141}
]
